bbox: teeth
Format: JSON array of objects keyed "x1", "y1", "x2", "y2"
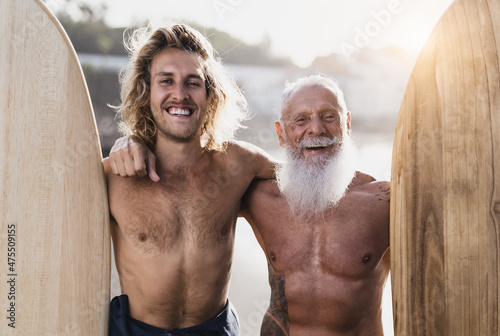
[{"x1": 168, "y1": 108, "x2": 191, "y2": 116}]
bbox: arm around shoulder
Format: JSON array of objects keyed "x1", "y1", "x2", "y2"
[
  {"x1": 230, "y1": 140, "x2": 277, "y2": 180},
  {"x1": 108, "y1": 135, "x2": 160, "y2": 182}
]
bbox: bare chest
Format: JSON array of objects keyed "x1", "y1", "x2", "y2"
[
  {"x1": 261, "y1": 197, "x2": 390, "y2": 279},
  {"x1": 111, "y1": 173, "x2": 242, "y2": 255}
]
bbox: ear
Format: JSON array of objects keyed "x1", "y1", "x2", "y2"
[
  {"x1": 275, "y1": 121, "x2": 286, "y2": 148},
  {"x1": 346, "y1": 111, "x2": 351, "y2": 135}
]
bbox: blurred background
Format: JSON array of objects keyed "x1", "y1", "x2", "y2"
[{"x1": 44, "y1": 0, "x2": 454, "y2": 334}]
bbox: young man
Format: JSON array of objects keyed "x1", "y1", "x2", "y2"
[
  {"x1": 103, "y1": 24, "x2": 275, "y2": 335},
  {"x1": 111, "y1": 75, "x2": 391, "y2": 335}
]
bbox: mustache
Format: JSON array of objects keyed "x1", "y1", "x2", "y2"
[
  {"x1": 162, "y1": 100, "x2": 198, "y2": 109},
  {"x1": 296, "y1": 136, "x2": 341, "y2": 149}
]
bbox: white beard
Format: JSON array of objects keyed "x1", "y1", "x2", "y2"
[{"x1": 275, "y1": 135, "x2": 357, "y2": 221}]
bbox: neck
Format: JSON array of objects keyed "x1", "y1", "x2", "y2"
[{"x1": 154, "y1": 135, "x2": 206, "y2": 173}]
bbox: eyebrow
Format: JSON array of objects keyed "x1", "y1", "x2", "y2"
[
  {"x1": 290, "y1": 105, "x2": 340, "y2": 116},
  {"x1": 153, "y1": 72, "x2": 205, "y2": 81}
]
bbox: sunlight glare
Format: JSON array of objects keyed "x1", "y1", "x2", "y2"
[{"x1": 400, "y1": 24, "x2": 433, "y2": 54}]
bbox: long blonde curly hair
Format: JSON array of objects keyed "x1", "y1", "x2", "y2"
[{"x1": 117, "y1": 23, "x2": 248, "y2": 151}]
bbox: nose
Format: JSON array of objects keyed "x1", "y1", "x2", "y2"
[
  {"x1": 171, "y1": 83, "x2": 189, "y2": 102},
  {"x1": 308, "y1": 115, "x2": 326, "y2": 136}
]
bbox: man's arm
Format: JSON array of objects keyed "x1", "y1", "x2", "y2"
[
  {"x1": 230, "y1": 140, "x2": 277, "y2": 181},
  {"x1": 101, "y1": 157, "x2": 122, "y2": 222},
  {"x1": 108, "y1": 136, "x2": 278, "y2": 182}
]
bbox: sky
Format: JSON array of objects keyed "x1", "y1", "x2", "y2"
[{"x1": 47, "y1": 0, "x2": 455, "y2": 67}]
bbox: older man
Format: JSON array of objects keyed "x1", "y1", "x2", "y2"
[
  {"x1": 241, "y1": 76, "x2": 390, "y2": 335},
  {"x1": 111, "y1": 75, "x2": 390, "y2": 335}
]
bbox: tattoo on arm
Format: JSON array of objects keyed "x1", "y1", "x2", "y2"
[
  {"x1": 261, "y1": 264, "x2": 289, "y2": 336},
  {"x1": 377, "y1": 185, "x2": 391, "y2": 202}
]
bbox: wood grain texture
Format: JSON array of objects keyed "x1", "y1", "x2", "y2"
[
  {"x1": 391, "y1": 0, "x2": 500, "y2": 335},
  {"x1": 0, "y1": 0, "x2": 110, "y2": 334}
]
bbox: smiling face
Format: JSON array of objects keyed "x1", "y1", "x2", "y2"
[
  {"x1": 275, "y1": 85, "x2": 351, "y2": 163},
  {"x1": 149, "y1": 48, "x2": 208, "y2": 144}
]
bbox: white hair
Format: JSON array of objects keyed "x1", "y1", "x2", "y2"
[{"x1": 280, "y1": 74, "x2": 348, "y2": 124}]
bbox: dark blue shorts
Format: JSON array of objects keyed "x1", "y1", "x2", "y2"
[{"x1": 109, "y1": 295, "x2": 240, "y2": 336}]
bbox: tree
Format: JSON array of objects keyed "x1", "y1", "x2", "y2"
[{"x1": 47, "y1": 0, "x2": 128, "y2": 55}]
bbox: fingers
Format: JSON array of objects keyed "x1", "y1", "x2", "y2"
[
  {"x1": 109, "y1": 155, "x2": 120, "y2": 176},
  {"x1": 133, "y1": 148, "x2": 148, "y2": 178},
  {"x1": 110, "y1": 145, "x2": 138, "y2": 177},
  {"x1": 109, "y1": 135, "x2": 151, "y2": 179},
  {"x1": 146, "y1": 153, "x2": 160, "y2": 182}
]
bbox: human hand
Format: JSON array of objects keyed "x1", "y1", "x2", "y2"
[{"x1": 108, "y1": 135, "x2": 160, "y2": 182}]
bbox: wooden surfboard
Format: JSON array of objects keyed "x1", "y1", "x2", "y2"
[
  {"x1": 391, "y1": 0, "x2": 500, "y2": 335},
  {"x1": 0, "y1": 0, "x2": 110, "y2": 334}
]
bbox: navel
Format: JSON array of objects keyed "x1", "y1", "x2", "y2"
[{"x1": 269, "y1": 252, "x2": 277, "y2": 262}]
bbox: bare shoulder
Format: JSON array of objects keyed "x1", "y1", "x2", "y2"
[
  {"x1": 102, "y1": 157, "x2": 124, "y2": 219},
  {"x1": 102, "y1": 157, "x2": 114, "y2": 181},
  {"x1": 225, "y1": 140, "x2": 275, "y2": 162},
  {"x1": 102, "y1": 157, "x2": 136, "y2": 191},
  {"x1": 351, "y1": 171, "x2": 389, "y2": 189},
  {"x1": 102, "y1": 157, "x2": 121, "y2": 182},
  {"x1": 345, "y1": 172, "x2": 390, "y2": 237},
  {"x1": 349, "y1": 171, "x2": 390, "y2": 201}
]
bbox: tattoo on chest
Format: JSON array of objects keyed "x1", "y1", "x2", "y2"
[{"x1": 261, "y1": 265, "x2": 289, "y2": 335}]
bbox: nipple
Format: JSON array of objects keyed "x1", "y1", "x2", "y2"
[{"x1": 362, "y1": 254, "x2": 372, "y2": 264}]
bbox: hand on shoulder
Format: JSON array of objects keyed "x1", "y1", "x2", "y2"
[{"x1": 107, "y1": 135, "x2": 160, "y2": 182}]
